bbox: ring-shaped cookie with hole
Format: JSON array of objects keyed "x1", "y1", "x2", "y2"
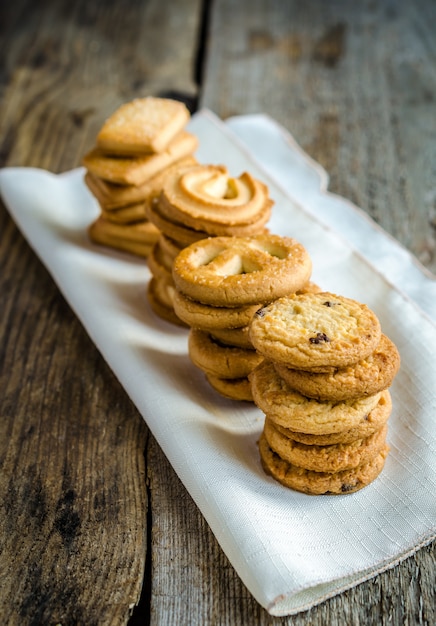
[
  {"x1": 172, "y1": 290, "x2": 260, "y2": 330},
  {"x1": 172, "y1": 234, "x2": 312, "y2": 307},
  {"x1": 159, "y1": 164, "x2": 273, "y2": 232}
]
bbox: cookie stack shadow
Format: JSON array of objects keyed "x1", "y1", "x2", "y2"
[
  {"x1": 145, "y1": 164, "x2": 274, "y2": 326},
  {"x1": 83, "y1": 97, "x2": 198, "y2": 258},
  {"x1": 249, "y1": 292, "x2": 401, "y2": 495},
  {"x1": 172, "y1": 234, "x2": 314, "y2": 402}
]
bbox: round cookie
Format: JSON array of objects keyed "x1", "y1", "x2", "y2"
[
  {"x1": 249, "y1": 359, "x2": 382, "y2": 435},
  {"x1": 158, "y1": 164, "x2": 273, "y2": 234},
  {"x1": 273, "y1": 390, "x2": 392, "y2": 446},
  {"x1": 158, "y1": 234, "x2": 184, "y2": 264},
  {"x1": 273, "y1": 334, "x2": 400, "y2": 401},
  {"x1": 173, "y1": 290, "x2": 260, "y2": 330},
  {"x1": 147, "y1": 276, "x2": 187, "y2": 327},
  {"x1": 206, "y1": 374, "x2": 253, "y2": 402},
  {"x1": 188, "y1": 329, "x2": 263, "y2": 379},
  {"x1": 258, "y1": 433, "x2": 390, "y2": 495},
  {"x1": 249, "y1": 292, "x2": 382, "y2": 370},
  {"x1": 210, "y1": 326, "x2": 253, "y2": 349},
  {"x1": 263, "y1": 418, "x2": 388, "y2": 472},
  {"x1": 146, "y1": 199, "x2": 210, "y2": 246},
  {"x1": 148, "y1": 240, "x2": 173, "y2": 281},
  {"x1": 172, "y1": 234, "x2": 312, "y2": 307}
]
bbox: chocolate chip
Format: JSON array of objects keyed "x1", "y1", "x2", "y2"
[
  {"x1": 309, "y1": 332, "x2": 330, "y2": 344},
  {"x1": 255, "y1": 307, "x2": 266, "y2": 317},
  {"x1": 341, "y1": 482, "x2": 357, "y2": 493}
]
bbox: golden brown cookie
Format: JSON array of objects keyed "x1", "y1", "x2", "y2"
[
  {"x1": 273, "y1": 334, "x2": 400, "y2": 401},
  {"x1": 146, "y1": 197, "x2": 211, "y2": 246},
  {"x1": 209, "y1": 326, "x2": 253, "y2": 349},
  {"x1": 172, "y1": 235, "x2": 312, "y2": 307},
  {"x1": 148, "y1": 239, "x2": 173, "y2": 281},
  {"x1": 263, "y1": 418, "x2": 388, "y2": 472},
  {"x1": 96, "y1": 97, "x2": 191, "y2": 155},
  {"x1": 84, "y1": 157, "x2": 198, "y2": 210},
  {"x1": 273, "y1": 390, "x2": 392, "y2": 446},
  {"x1": 158, "y1": 234, "x2": 185, "y2": 264},
  {"x1": 249, "y1": 292, "x2": 382, "y2": 371},
  {"x1": 158, "y1": 164, "x2": 273, "y2": 234},
  {"x1": 88, "y1": 215, "x2": 159, "y2": 257},
  {"x1": 188, "y1": 329, "x2": 263, "y2": 379},
  {"x1": 173, "y1": 290, "x2": 260, "y2": 330},
  {"x1": 258, "y1": 432, "x2": 390, "y2": 495},
  {"x1": 206, "y1": 374, "x2": 253, "y2": 402},
  {"x1": 147, "y1": 276, "x2": 187, "y2": 327},
  {"x1": 83, "y1": 131, "x2": 198, "y2": 186},
  {"x1": 249, "y1": 359, "x2": 382, "y2": 435},
  {"x1": 101, "y1": 202, "x2": 148, "y2": 224}
]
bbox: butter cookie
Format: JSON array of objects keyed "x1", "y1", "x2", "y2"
[
  {"x1": 274, "y1": 334, "x2": 400, "y2": 401},
  {"x1": 258, "y1": 433, "x2": 389, "y2": 495},
  {"x1": 249, "y1": 359, "x2": 382, "y2": 435},
  {"x1": 172, "y1": 235, "x2": 312, "y2": 307},
  {"x1": 249, "y1": 292, "x2": 382, "y2": 370},
  {"x1": 96, "y1": 97, "x2": 190, "y2": 155},
  {"x1": 263, "y1": 418, "x2": 388, "y2": 473}
]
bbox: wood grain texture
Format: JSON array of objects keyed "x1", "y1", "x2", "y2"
[
  {"x1": 0, "y1": 0, "x2": 202, "y2": 624},
  {"x1": 201, "y1": 0, "x2": 436, "y2": 274},
  {"x1": 1, "y1": 0, "x2": 435, "y2": 624},
  {"x1": 199, "y1": 0, "x2": 436, "y2": 623}
]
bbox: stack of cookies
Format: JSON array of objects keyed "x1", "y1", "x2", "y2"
[
  {"x1": 248, "y1": 292, "x2": 400, "y2": 494},
  {"x1": 83, "y1": 97, "x2": 199, "y2": 258},
  {"x1": 171, "y1": 234, "x2": 313, "y2": 401},
  {"x1": 146, "y1": 163, "x2": 274, "y2": 325}
]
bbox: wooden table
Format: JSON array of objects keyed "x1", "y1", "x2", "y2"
[{"x1": 1, "y1": 1, "x2": 435, "y2": 624}]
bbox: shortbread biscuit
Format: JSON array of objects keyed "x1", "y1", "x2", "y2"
[
  {"x1": 249, "y1": 359, "x2": 382, "y2": 434},
  {"x1": 274, "y1": 334, "x2": 400, "y2": 401},
  {"x1": 85, "y1": 157, "x2": 197, "y2": 210},
  {"x1": 89, "y1": 216, "x2": 159, "y2": 257},
  {"x1": 148, "y1": 241, "x2": 173, "y2": 281},
  {"x1": 146, "y1": 199, "x2": 211, "y2": 246},
  {"x1": 159, "y1": 164, "x2": 273, "y2": 233},
  {"x1": 96, "y1": 97, "x2": 190, "y2": 155},
  {"x1": 249, "y1": 292, "x2": 382, "y2": 370},
  {"x1": 206, "y1": 374, "x2": 253, "y2": 402},
  {"x1": 147, "y1": 276, "x2": 187, "y2": 327},
  {"x1": 172, "y1": 235, "x2": 312, "y2": 307},
  {"x1": 172, "y1": 291, "x2": 260, "y2": 330},
  {"x1": 274, "y1": 390, "x2": 392, "y2": 446},
  {"x1": 83, "y1": 131, "x2": 198, "y2": 186},
  {"x1": 188, "y1": 329, "x2": 263, "y2": 379},
  {"x1": 209, "y1": 326, "x2": 253, "y2": 349},
  {"x1": 263, "y1": 418, "x2": 388, "y2": 473},
  {"x1": 258, "y1": 433, "x2": 389, "y2": 495},
  {"x1": 158, "y1": 234, "x2": 185, "y2": 264},
  {"x1": 101, "y1": 202, "x2": 148, "y2": 224}
]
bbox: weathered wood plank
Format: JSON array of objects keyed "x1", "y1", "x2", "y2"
[
  {"x1": 198, "y1": 0, "x2": 436, "y2": 623},
  {"x1": 0, "y1": 0, "x2": 202, "y2": 623},
  {"x1": 201, "y1": 0, "x2": 436, "y2": 274}
]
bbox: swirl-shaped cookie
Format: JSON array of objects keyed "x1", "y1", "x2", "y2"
[{"x1": 158, "y1": 164, "x2": 273, "y2": 235}]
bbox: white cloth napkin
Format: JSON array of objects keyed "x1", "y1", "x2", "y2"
[{"x1": 1, "y1": 110, "x2": 435, "y2": 617}]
